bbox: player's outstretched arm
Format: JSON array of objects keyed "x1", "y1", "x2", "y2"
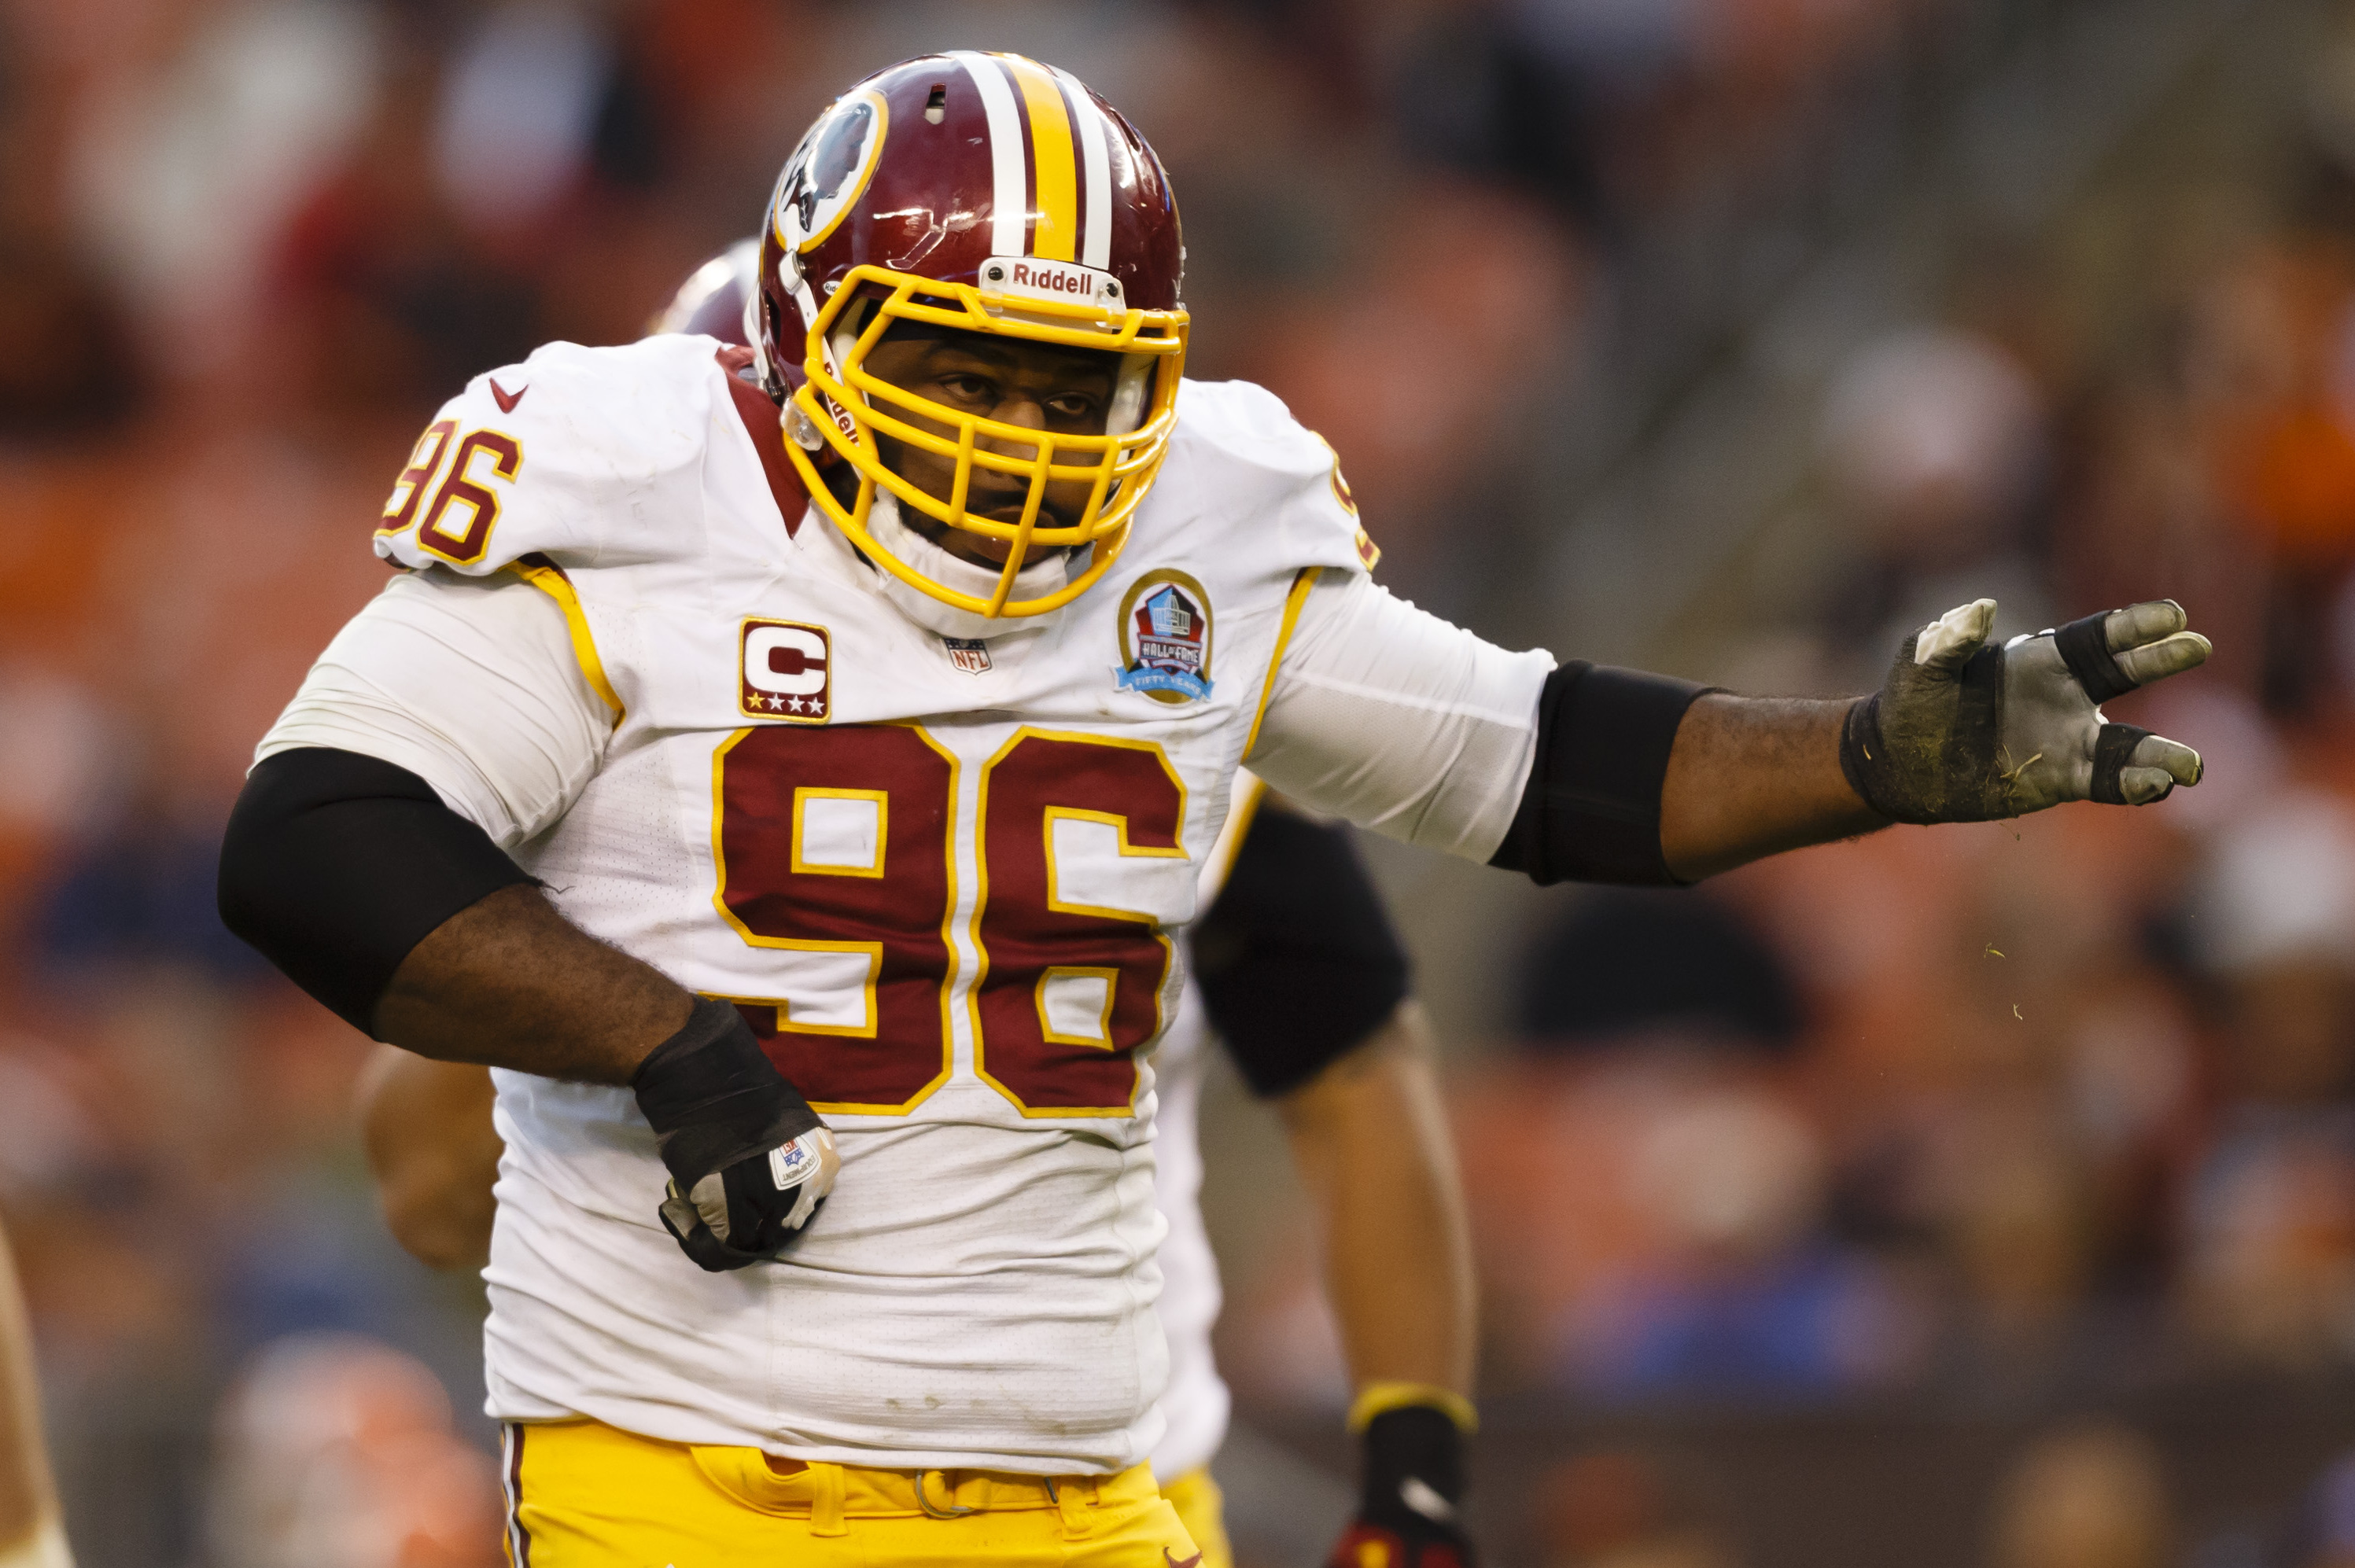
[
  {"x1": 0, "y1": 1218, "x2": 73, "y2": 1568},
  {"x1": 1657, "y1": 695, "x2": 1878, "y2": 880},
  {"x1": 1277, "y1": 1005, "x2": 1480, "y2": 1568},
  {"x1": 1658, "y1": 598, "x2": 2209, "y2": 878},
  {"x1": 356, "y1": 1047, "x2": 502, "y2": 1271},
  {"x1": 1248, "y1": 578, "x2": 2210, "y2": 886}
]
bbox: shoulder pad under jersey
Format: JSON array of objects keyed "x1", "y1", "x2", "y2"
[
  {"x1": 1166, "y1": 379, "x2": 1382, "y2": 582},
  {"x1": 372, "y1": 335, "x2": 728, "y2": 576}
]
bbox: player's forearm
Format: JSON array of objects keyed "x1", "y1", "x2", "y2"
[
  {"x1": 1277, "y1": 1004, "x2": 1476, "y2": 1395},
  {"x1": 0, "y1": 1222, "x2": 59, "y2": 1552},
  {"x1": 374, "y1": 885, "x2": 694, "y2": 1085},
  {"x1": 1658, "y1": 694, "x2": 1885, "y2": 881},
  {"x1": 358, "y1": 1049, "x2": 504, "y2": 1269}
]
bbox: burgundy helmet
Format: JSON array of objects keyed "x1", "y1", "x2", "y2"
[
  {"x1": 754, "y1": 53, "x2": 1189, "y2": 620},
  {"x1": 647, "y1": 238, "x2": 758, "y2": 344}
]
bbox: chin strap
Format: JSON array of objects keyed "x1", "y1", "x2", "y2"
[{"x1": 858, "y1": 491, "x2": 1074, "y2": 641}]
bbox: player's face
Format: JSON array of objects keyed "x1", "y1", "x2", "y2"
[{"x1": 861, "y1": 326, "x2": 1119, "y2": 568}]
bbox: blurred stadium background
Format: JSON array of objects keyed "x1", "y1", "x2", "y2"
[{"x1": 10, "y1": 0, "x2": 2355, "y2": 1562}]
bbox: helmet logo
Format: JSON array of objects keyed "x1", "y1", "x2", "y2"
[{"x1": 774, "y1": 90, "x2": 888, "y2": 254}]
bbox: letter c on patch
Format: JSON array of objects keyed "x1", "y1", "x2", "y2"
[{"x1": 745, "y1": 626, "x2": 828, "y2": 695}]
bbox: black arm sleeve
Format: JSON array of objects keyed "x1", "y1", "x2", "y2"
[
  {"x1": 1189, "y1": 805, "x2": 1410, "y2": 1099},
  {"x1": 217, "y1": 747, "x2": 534, "y2": 1034},
  {"x1": 1487, "y1": 661, "x2": 1711, "y2": 887}
]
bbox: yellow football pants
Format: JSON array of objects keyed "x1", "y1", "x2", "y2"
[
  {"x1": 1157, "y1": 1467, "x2": 1233, "y2": 1568},
  {"x1": 499, "y1": 1418, "x2": 1204, "y2": 1566}
]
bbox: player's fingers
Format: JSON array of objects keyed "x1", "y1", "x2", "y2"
[
  {"x1": 2103, "y1": 599, "x2": 2188, "y2": 652},
  {"x1": 2110, "y1": 630, "x2": 2210, "y2": 686},
  {"x1": 1914, "y1": 598, "x2": 1996, "y2": 670},
  {"x1": 2116, "y1": 767, "x2": 2179, "y2": 805},
  {"x1": 2132, "y1": 732, "x2": 2203, "y2": 786}
]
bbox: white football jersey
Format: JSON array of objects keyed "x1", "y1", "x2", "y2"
[
  {"x1": 1143, "y1": 981, "x2": 1227, "y2": 1482},
  {"x1": 265, "y1": 333, "x2": 1550, "y2": 1475}
]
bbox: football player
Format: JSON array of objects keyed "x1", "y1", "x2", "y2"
[
  {"x1": 0, "y1": 1219, "x2": 74, "y2": 1568},
  {"x1": 219, "y1": 52, "x2": 2209, "y2": 1564},
  {"x1": 360, "y1": 785, "x2": 1471, "y2": 1568},
  {"x1": 357, "y1": 244, "x2": 1480, "y2": 1568}
]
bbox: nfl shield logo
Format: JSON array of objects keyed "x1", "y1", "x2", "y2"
[{"x1": 943, "y1": 637, "x2": 992, "y2": 674}]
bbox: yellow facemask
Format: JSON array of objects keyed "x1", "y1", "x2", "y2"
[{"x1": 783, "y1": 264, "x2": 1189, "y2": 620}]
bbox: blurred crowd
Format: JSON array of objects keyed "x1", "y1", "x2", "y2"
[
  {"x1": 10, "y1": 0, "x2": 2355, "y2": 1564},
  {"x1": 1225, "y1": 2, "x2": 2355, "y2": 1554}
]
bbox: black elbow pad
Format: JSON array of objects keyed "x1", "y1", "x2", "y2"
[
  {"x1": 1189, "y1": 807, "x2": 1410, "y2": 1098},
  {"x1": 1488, "y1": 662, "x2": 1711, "y2": 886},
  {"x1": 218, "y1": 748, "x2": 533, "y2": 1033}
]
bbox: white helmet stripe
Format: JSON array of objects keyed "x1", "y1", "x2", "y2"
[
  {"x1": 952, "y1": 51, "x2": 1028, "y2": 257},
  {"x1": 1053, "y1": 65, "x2": 1113, "y2": 271}
]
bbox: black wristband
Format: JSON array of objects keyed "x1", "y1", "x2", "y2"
[
  {"x1": 632, "y1": 996, "x2": 820, "y2": 1186},
  {"x1": 1362, "y1": 1405, "x2": 1467, "y2": 1515},
  {"x1": 1836, "y1": 694, "x2": 1912, "y2": 823},
  {"x1": 1489, "y1": 663, "x2": 1711, "y2": 886}
]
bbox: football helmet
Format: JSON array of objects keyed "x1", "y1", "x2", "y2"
[
  {"x1": 756, "y1": 53, "x2": 1189, "y2": 620},
  {"x1": 649, "y1": 237, "x2": 758, "y2": 344}
]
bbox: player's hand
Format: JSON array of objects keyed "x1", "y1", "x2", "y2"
[
  {"x1": 632, "y1": 996, "x2": 838, "y2": 1272},
  {"x1": 1840, "y1": 598, "x2": 2209, "y2": 823},
  {"x1": 1325, "y1": 1405, "x2": 1476, "y2": 1568}
]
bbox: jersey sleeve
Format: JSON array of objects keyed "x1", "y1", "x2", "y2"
[
  {"x1": 1245, "y1": 571, "x2": 1553, "y2": 861},
  {"x1": 1171, "y1": 380, "x2": 1381, "y2": 582},
  {"x1": 371, "y1": 335, "x2": 724, "y2": 576},
  {"x1": 256, "y1": 567, "x2": 612, "y2": 848}
]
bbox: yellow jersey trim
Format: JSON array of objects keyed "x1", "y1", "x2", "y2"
[
  {"x1": 1243, "y1": 567, "x2": 1319, "y2": 761},
  {"x1": 1197, "y1": 771, "x2": 1267, "y2": 907},
  {"x1": 509, "y1": 558, "x2": 622, "y2": 724}
]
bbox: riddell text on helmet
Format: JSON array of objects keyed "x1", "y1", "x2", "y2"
[{"x1": 984, "y1": 259, "x2": 1122, "y2": 305}]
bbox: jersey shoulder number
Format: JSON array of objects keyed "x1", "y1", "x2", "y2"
[{"x1": 373, "y1": 336, "x2": 721, "y2": 577}]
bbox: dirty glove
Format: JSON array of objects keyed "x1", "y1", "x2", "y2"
[
  {"x1": 632, "y1": 996, "x2": 838, "y2": 1271},
  {"x1": 1325, "y1": 1399, "x2": 1477, "y2": 1568},
  {"x1": 1840, "y1": 598, "x2": 2209, "y2": 823}
]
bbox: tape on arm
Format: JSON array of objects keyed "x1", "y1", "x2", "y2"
[
  {"x1": 1487, "y1": 662, "x2": 1712, "y2": 886},
  {"x1": 220, "y1": 566, "x2": 610, "y2": 1032}
]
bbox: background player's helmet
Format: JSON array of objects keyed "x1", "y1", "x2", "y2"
[
  {"x1": 648, "y1": 238, "x2": 757, "y2": 344},
  {"x1": 756, "y1": 53, "x2": 1189, "y2": 620}
]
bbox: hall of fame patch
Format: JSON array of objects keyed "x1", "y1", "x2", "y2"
[{"x1": 1114, "y1": 569, "x2": 1214, "y2": 704}]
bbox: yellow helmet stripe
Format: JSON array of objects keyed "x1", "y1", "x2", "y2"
[
  {"x1": 1052, "y1": 65, "x2": 1113, "y2": 271},
  {"x1": 1004, "y1": 55, "x2": 1078, "y2": 263},
  {"x1": 952, "y1": 50, "x2": 1027, "y2": 256}
]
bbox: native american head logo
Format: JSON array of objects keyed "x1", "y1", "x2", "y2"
[{"x1": 773, "y1": 90, "x2": 886, "y2": 253}]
